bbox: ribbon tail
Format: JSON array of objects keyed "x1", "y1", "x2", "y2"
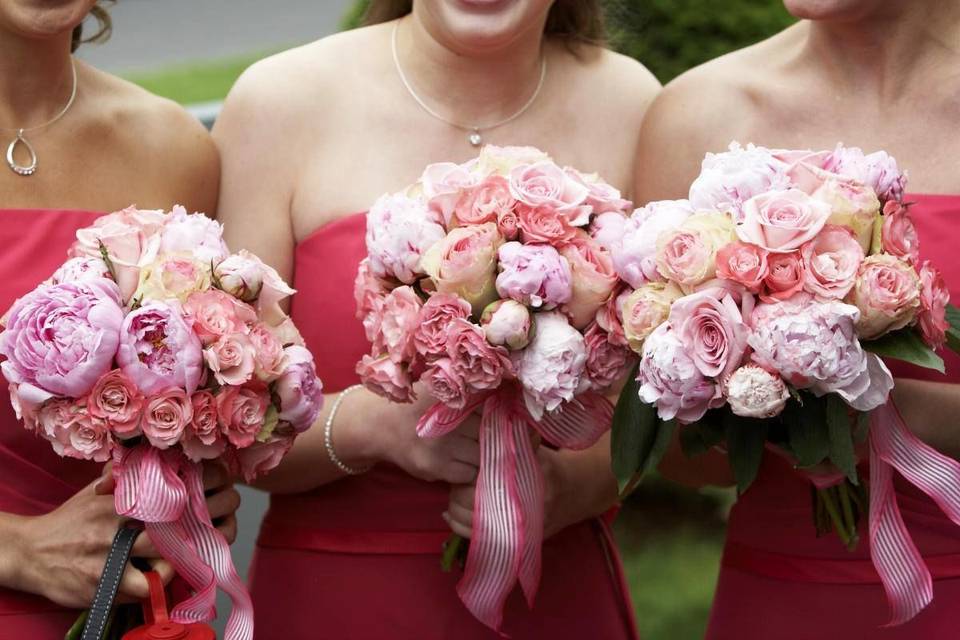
[
  {"x1": 417, "y1": 394, "x2": 488, "y2": 438},
  {"x1": 146, "y1": 521, "x2": 219, "y2": 625},
  {"x1": 510, "y1": 412, "x2": 544, "y2": 608},
  {"x1": 535, "y1": 392, "x2": 612, "y2": 450}
]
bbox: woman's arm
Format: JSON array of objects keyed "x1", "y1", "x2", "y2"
[{"x1": 892, "y1": 378, "x2": 960, "y2": 459}]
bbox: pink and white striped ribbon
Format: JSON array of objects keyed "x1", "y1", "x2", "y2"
[
  {"x1": 869, "y1": 401, "x2": 960, "y2": 626},
  {"x1": 417, "y1": 386, "x2": 612, "y2": 632},
  {"x1": 113, "y1": 445, "x2": 254, "y2": 640}
]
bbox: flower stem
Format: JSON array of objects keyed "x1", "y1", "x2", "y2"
[
  {"x1": 837, "y1": 481, "x2": 860, "y2": 551},
  {"x1": 441, "y1": 533, "x2": 466, "y2": 573},
  {"x1": 820, "y1": 486, "x2": 853, "y2": 548}
]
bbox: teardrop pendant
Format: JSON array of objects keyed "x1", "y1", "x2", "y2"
[
  {"x1": 6, "y1": 129, "x2": 38, "y2": 177},
  {"x1": 468, "y1": 129, "x2": 482, "y2": 147}
]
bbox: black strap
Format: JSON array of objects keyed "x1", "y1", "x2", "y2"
[{"x1": 80, "y1": 523, "x2": 143, "y2": 640}]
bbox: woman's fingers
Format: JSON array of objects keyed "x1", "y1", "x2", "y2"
[
  {"x1": 443, "y1": 461, "x2": 478, "y2": 485},
  {"x1": 150, "y1": 559, "x2": 176, "y2": 585},
  {"x1": 117, "y1": 565, "x2": 151, "y2": 601},
  {"x1": 442, "y1": 512, "x2": 473, "y2": 539},
  {"x1": 450, "y1": 434, "x2": 481, "y2": 467},
  {"x1": 202, "y1": 461, "x2": 230, "y2": 492},
  {"x1": 205, "y1": 485, "x2": 241, "y2": 520},
  {"x1": 131, "y1": 532, "x2": 162, "y2": 558},
  {"x1": 216, "y1": 514, "x2": 239, "y2": 545}
]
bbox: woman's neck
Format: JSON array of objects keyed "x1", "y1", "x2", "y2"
[
  {"x1": 0, "y1": 28, "x2": 75, "y2": 129},
  {"x1": 801, "y1": 1, "x2": 960, "y2": 98},
  {"x1": 395, "y1": 13, "x2": 547, "y2": 127}
]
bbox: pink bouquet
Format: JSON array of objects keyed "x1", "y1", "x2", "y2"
[
  {"x1": 0, "y1": 206, "x2": 324, "y2": 640},
  {"x1": 355, "y1": 145, "x2": 633, "y2": 630},
  {"x1": 611, "y1": 143, "x2": 960, "y2": 625}
]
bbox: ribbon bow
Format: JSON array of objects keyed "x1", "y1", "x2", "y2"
[
  {"x1": 113, "y1": 444, "x2": 254, "y2": 640},
  {"x1": 417, "y1": 385, "x2": 612, "y2": 632}
]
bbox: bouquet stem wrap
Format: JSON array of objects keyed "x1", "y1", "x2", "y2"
[
  {"x1": 112, "y1": 444, "x2": 254, "y2": 640},
  {"x1": 417, "y1": 385, "x2": 612, "y2": 632},
  {"x1": 869, "y1": 401, "x2": 960, "y2": 625}
]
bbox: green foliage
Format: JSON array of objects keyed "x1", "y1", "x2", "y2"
[
  {"x1": 864, "y1": 328, "x2": 945, "y2": 373},
  {"x1": 341, "y1": 0, "x2": 370, "y2": 31}
]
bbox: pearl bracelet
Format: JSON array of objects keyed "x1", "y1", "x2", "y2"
[{"x1": 324, "y1": 384, "x2": 371, "y2": 476}]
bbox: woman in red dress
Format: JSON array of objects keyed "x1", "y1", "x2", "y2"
[
  {"x1": 636, "y1": 0, "x2": 960, "y2": 637},
  {"x1": 0, "y1": 2, "x2": 236, "y2": 635},
  {"x1": 214, "y1": 1, "x2": 660, "y2": 637}
]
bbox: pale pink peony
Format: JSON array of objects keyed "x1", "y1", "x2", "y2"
[
  {"x1": 234, "y1": 434, "x2": 294, "y2": 482},
  {"x1": 181, "y1": 390, "x2": 226, "y2": 461},
  {"x1": 134, "y1": 254, "x2": 210, "y2": 304},
  {"x1": 0, "y1": 279, "x2": 123, "y2": 402},
  {"x1": 183, "y1": 289, "x2": 256, "y2": 346},
  {"x1": 881, "y1": 201, "x2": 920, "y2": 266},
  {"x1": 917, "y1": 262, "x2": 950, "y2": 350},
  {"x1": 620, "y1": 282, "x2": 683, "y2": 353},
  {"x1": 356, "y1": 354, "x2": 415, "y2": 403},
  {"x1": 249, "y1": 323, "x2": 286, "y2": 382},
  {"x1": 724, "y1": 364, "x2": 790, "y2": 419},
  {"x1": 513, "y1": 312, "x2": 587, "y2": 420},
  {"x1": 737, "y1": 189, "x2": 832, "y2": 252},
  {"x1": 445, "y1": 319, "x2": 512, "y2": 394},
  {"x1": 204, "y1": 333, "x2": 256, "y2": 386},
  {"x1": 583, "y1": 322, "x2": 632, "y2": 392},
  {"x1": 86, "y1": 370, "x2": 144, "y2": 437},
  {"x1": 656, "y1": 212, "x2": 736, "y2": 287},
  {"x1": 51, "y1": 256, "x2": 112, "y2": 285},
  {"x1": 422, "y1": 223, "x2": 502, "y2": 314},
  {"x1": 688, "y1": 143, "x2": 789, "y2": 218},
  {"x1": 453, "y1": 175, "x2": 515, "y2": 226},
  {"x1": 821, "y1": 144, "x2": 906, "y2": 203},
  {"x1": 762, "y1": 251, "x2": 806, "y2": 302},
  {"x1": 801, "y1": 224, "x2": 864, "y2": 299},
  {"x1": 481, "y1": 299, "x2": 532, "y2": 351},
  {"x1": 141, "y1": 388, "x2": 192, "y2": 449},
  {"x1": 517, "y1": 204, "x2": 578, "y2": 245},
  {"x1": 412, "y1": 293, "x2": 472, "y2": 362},
  {"x1": 849, "y1": 254, "x2": 921, "y2": 340},
  {"x1": 420, "y1": 161, "x2": 479, "y2": 224},
  {"x1": 217, "y1": 382, "x2": 270, "y2": 448},
  {"x1": 560, "y1": 232, "x2": 618, "y2": 329},
  {"x1": 117, "y1": 301, "x2": 204, "y2": 395},
  {"x1": 591, "y1": 211, "x2": 627, "y2": 253},
  {"x1": 160, "y1": 206, "x2": 228, "y2": 265},
  {"x1": 609, "y1": 200, "x2": 694, "y2": 287},
  {"x1": 496, "y1": 241, "x2": 572, "y2": 310},
  {"x1": 275, "y1": 346, "x2": 324, "y2": 433},
  {"x1": 376, "y1": 286, "x2": 422, "y2": 364},
  {"x1": 422, "y1": 358, "x2": 468, "y2": 410},
  {"x1": 566, "y1": 168, "x2": 632, "y2": 214},
  {"x1": 509, "y1": 160, "x2": 590, "y2": 222},
  {"x1": 366, "y1": 192, "x2": 446, "y2": 284},
  {"x1": 715, "y1": 241, "x2": 769, "y2": 292},
  {"x1": 636, "y1": 323, "x2": 723, "y2": 423},
  {"x1": 668, "y1": 289, "x2": 749, "y2": 379}
]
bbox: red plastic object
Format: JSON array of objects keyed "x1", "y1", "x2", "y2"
[{"x1": 122, "y1": 572, "x2": 216, "y2": 640}]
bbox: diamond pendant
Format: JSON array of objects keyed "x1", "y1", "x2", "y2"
[
  {"x1": 468, "y1": 129, "x2": 482, "y2": 147},
  {"x1": 6, "y1": 129, "x2": 38, "y2": 177}
]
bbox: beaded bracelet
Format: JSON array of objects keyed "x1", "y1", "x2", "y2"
[{"x1": 324, "y1": 384, "x2": 371, "y2": 476}]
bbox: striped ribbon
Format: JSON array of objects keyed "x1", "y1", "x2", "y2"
[
  {"x1": 112, "y1": 445, "x2": 254, "y2": 640},
  {"x1": 417, "y1": 385, "x2": 612, "y2": 632},
  {"x1": 869, "y1": 401, "x2": 960, "y2": 626}
]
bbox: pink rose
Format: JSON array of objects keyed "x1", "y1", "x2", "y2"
[
  {"x1": 0, "y1": 279, "x2": 123, "y2": 402},
  {"x1": 808, "y1": 172, "x2": 880, "y2": 252},
  {"x1": 495, "y1": 242, "x2": 572, "y2": 310},
  {"x1": 249, "y1": 323, "x2": 286, "y2": 382},
  {"x1": 62, "y1": 411, "x2": 114, "y2": 462},
  {"x1": 422, "y1": 223, "x2": 503, "y2": 314},
  {"x1": 724, "y1": 364, "x2": 789, "y2": 419},
  {"x1": 422, "y1": 358, "x2": 468, "y2": 410},
  {"x1": 688, "y1": 143, "x2": 789, "y2": 218},
  {"x1": 481, "y1": 299, "x2": 532, "y2": 350},
  {"x1": 354, "y1": 259, "x2": 390, "y2": 322},
  {"x1": 181, "y1": 390, "x2": 226, "y2": 461},
  {"x1": 413, "y1": 293, "x2": 472, "y2": 362},
  {"x1": 366, "y1": 193, "x2": 446, "y2": 284},
  {"x1": 420, "y1": 161, "x2": 479, "y2": 224},
  {"x1": 668, "y1": 289, "x2": 749, "y2": 379},
  {"x1": 204, "y1": 333, "x2": 256, "y2": 386},
  {"x1": 583, "y1": 322, "x2": 632, "y2": 392},
  {"x1": 34, "y1": 398, "x2": 82, "y2": 456},
  {"x1": 762, "y1": 251, "x2": 806, "y2": 302},
  {"x1": 357, "y1": 354, "x2": 415, "y2": 403},
  {"x1": 275, "y1": 345, "x2": 324, "y2": 433},
  {"x1": 87, "y1": 370, "x2": 144, "y2": 437},
  {"x1": 509, "y1": 161, "x2": 590, "y2": 222},
  {"x1": 514, "y1": 312, "x2": 586, "y2": 420},
  {"x1": 737, "y1": 189, "x2": 832, "y2": 252},
  {"x1": 636, "y1": 323, "x2": 723, "y2": 423},
  {"x1": 620, "y1": 282, "x2": 683, "y2": 353},
  {"x1": 560, "y1": 232, "x2": 618, "y2": 329},
  {"x1": 51, "y1": 256, "x2": 112, "y2": 285},
  {"x1": 849, "y1": 254, "x2": 921, "y2": 340},
  {"x1": 215, "y1": 252, "x2": 267, "y2": 303},
  {"x1": 117, "y1": 302, "x2": 204, "y2": 395},
  {"x1": 476, "y1": 145, "x2": 549, "y2": 176},
  {"x1": 183, "y1": 289, "x2": 256, "y2": 346},
  {"x1": 454, "y1": 175, "x2": 515, "y2": 226},
  {"x1": 656, "y1": 212, "x2": 736, "y2": 287},
  {"x1": 610, "y1": 200, "x2": 694, "y2": 287},
  {"x1": 377, "y1": 286, "x2": 422, "y2": 364},
  {"x1": 445, "y1": 319, "x2": 512, "y2": 394},
  {"x1": 134, "y1": 254, "x2": 210, "y2": 304},
  {"x1": 233, "y1": 434, "x2": 294, "y2": 482},
  {"x1": 517, "y1": 204, "x2": 578, "y2": 245},
  {"x1": 715, "y1": 241, "x2": 769, "y2": 292},
  {"x1": 918, "y1": 262, "x2": 950, "y2": 350},
  {"x1": 821, "y1": 144, "x2": 906, "y2": 203},
  {"x1": 881, "y1": 201, "x2": 920, "y2": 266},
  {"x1": 801, "y1": 224, "x2": 864, "y2": 299},
  {"x1": 595, "y1": 286, "x2": 631, "y2": 347},
  {"x1": 141, "y1": 388, "x2": 192, "y2": 449},
  {"x1": 217, "y1": 382, "x2": 270, "y2": 448},
  {"x1": 496, "y1": 206, "x2": 520, "y2": 241},
  {"x1": 160, "y1": 206, "x2": 228, "y2": 265},
  {"x1": 566, "y1": 168, "x2": 632, "y2": 214}
]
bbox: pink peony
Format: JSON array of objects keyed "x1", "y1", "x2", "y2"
[
  {"x1": 668, "y1": 289, "x2": 749, "y2": 379},
  {"x1": 160, "y1": 206, "x2": 228, "y2": 265},
  {"x1": 495, "y1": 241, "x2": 572, "y2": 310},
  {"x1": 560, "y1": 232, "x2": 618, "y2": 329},
  {"x1": 917, "y1": 262, "x2": 950, "y2": 350},
  {"x1": 141, "y1": 388, "x2": 192, "y2": 449},
  {"x1": 181, "y1": 390, "x2": 226, "y2": 461},
  {"x1": 609, "y1": 200, "x2": 694, "y2": 288},
  {"x1": 453, "y1": 175, "x2": 515, "y2": 226},
  {"x1": 0, "y1": 279, "x2": 123, "y2": 402},
  {"x1": 422, "y1": 358, "x2": 468, "y2": 410},
  {"x1": 217, "y1": 382, "x2": 270, "y2": 449},
  {"x1": 204, "y1": 333, "x2": 256, "y2": 386},
  {"x1": 715, "y1": 241, "x2": 769, "y2": 293},
  {"x1": 275, "y1": 345, "x2": 325, "y2": 433},
  {"x1": 445, "y1": 319, "x2": 512, "y2": 393},
  {"x1": 377, "y1": 286, "x2": 423, "y2": 364},
  {"x1": 724, "y1": 364, "x2": 790, "y2": 419},
  {"x1": 412, "y1": 293, "x2": 472, "y2": 362},
  {"x1": 509, "y1": 160, "x2": 590, "y2": 221},
  {"x1": 513, "y1": 312, "x2": 587, "y2": 420},
  {"x1": 51, "y1": 256, "x2": 112, "y2": 285},
  {"x1": 801, "y1": 224, "x2": 864, "y2": 299},
  {"x1": 234, "y1": 434, "x2": 294, "y2": 482},
  {"x1": 656, "y1": 212, "x2": 736, "y2": 287},
  {"x1": 762, "y1": 251, "x2": 806, "y2": 302},
  {"x1": 881, "y1": 201, "x2": 920, "y2": 266},
  {"x1": 248, "y1": 323, "x2": 286, "y2": 382},
  {"x1": 420, "y1": 161, "x2": 479, "y2": 224},
  {"x1": 821, "y1": 144, "x2": 906, "y2": 203},
  {"x1": 422, "y1": 223, "x2": 502, "y2": 314},
  {"x1": 517, "y1": 204, "x2": 578, "y2": 245},
  {"x1": 117, "y1": 301, "x2": 204, "y2": 395},
  {"x1": 620, "y1": 282, "x2": 683, "y2": 353},
  {"x1": 583, "y1": 322, "x2": 632, "y2": 392},
  {"x1": 86, "y1": 370, "x2": 143, "y2": 437},
  {"x1": 481, "y1": 299, "x2": 532, "y2": 351},
  {"x1": 636, "y1": 323, "x2": 723, "y2": 423},
  {"x1": 688, "y1": 143, "x2": 789, "y2": 218},
  {"x1": 849, "y1": 254, "x2": 921, "y2": 340},
  {"x1": 366, "y1": 193, "x2": 446, "y2": 284},
  {"x1": 737, "y1": 189, "x2": 832, "y2": 252},
  {"x1": 357, "y1": 354, "x2": 415, "y2": 403}
]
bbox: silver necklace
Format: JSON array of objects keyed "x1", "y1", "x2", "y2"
[
  {"x1": 391, "y1": 20, "x2": 546, "y2": 147},
  {"x1": 2, "y1": 60, "x2": 78, "y2": 177}
]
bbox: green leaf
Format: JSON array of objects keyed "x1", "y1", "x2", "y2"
[
  {"x1": 782, "y1": 396, "x2": 829, "y2": 468},
  {"x1": 679, "y1": 411, "x2": 725, "y2": 457},
  {"x1": 945, "y1": 304, "x2": 960, "y2": 355},
  {"x1": 826, "y1": 395, "x2": 860, "y2": 485},
  {"x1": 864, "y1": 328, "x2": 945, "y2": 373},
  {"x1": 854, "y1": 409, "x2": 871, "y2": 444},
  {"x1": 724, "y1": 411, "x2": 769, "y2": 494}
]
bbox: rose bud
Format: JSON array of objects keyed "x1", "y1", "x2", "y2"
[
  {"x1": 724, "y1": 364, "x2": 790, "y2": 419},
  {"x1": 481, "y1": 299, "x2": 532, "y2": 350}
]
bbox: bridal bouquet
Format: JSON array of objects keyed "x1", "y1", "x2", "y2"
[
  {"x1": 355, "y1": 145, "x2": 633, "y2": 630},
  {"x1": 0, "y1": 206, "x2": 324, "y2": 640},
  {"x1": 610, "y1": 142, "x2": 960, "y2": 625}
]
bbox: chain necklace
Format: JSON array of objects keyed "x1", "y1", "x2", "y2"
[
  {"x1": 2, "y1": 59, "x2": 78, "y2": 177},
  {"x1": 391, "y1": 20, "x2": 546, "y2": 147}
]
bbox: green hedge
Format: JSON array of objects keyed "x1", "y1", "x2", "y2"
[{"x1": 341, "y1": 0, "x2": 795, "y2": 82}]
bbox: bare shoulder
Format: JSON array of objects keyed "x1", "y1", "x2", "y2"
[{"x1": 565, "y1": 44, "x2": 661, "y2": 121}]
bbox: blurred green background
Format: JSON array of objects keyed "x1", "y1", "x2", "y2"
[{"x1": 126, "y1": 2, "x2": 794, "y2": 638}]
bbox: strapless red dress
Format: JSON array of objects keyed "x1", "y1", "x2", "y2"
[
  {"x1": 707, "y1": 194, "x2": 960, "y2": 639},
  {"x1": 0, "y1": 209, "x2": 105, "y2": 635},
  {"x1": 248, "y1": 213, "x2": 638, "y2": 639}
]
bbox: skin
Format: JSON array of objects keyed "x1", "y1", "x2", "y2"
[
  {"x1": 636, "y1": 0, "x2": 960, "y2": 485},
  {"x1": 214, "y1": 0, "x2": 660, "y2": 541},
  {"x1": 0, "y1": 0, "x2": 234, "y2": 608}
]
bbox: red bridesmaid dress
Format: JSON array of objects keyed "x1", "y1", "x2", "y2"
[
  {"x1": 248, "y1": 213, "x2": 638, "y2": 639},
  {"x1": 0, "y1": 209, "x2": 105, "y2": 635},
  {"x1": 707, "y1": 194, "x2": 960, "y2": 640}
]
